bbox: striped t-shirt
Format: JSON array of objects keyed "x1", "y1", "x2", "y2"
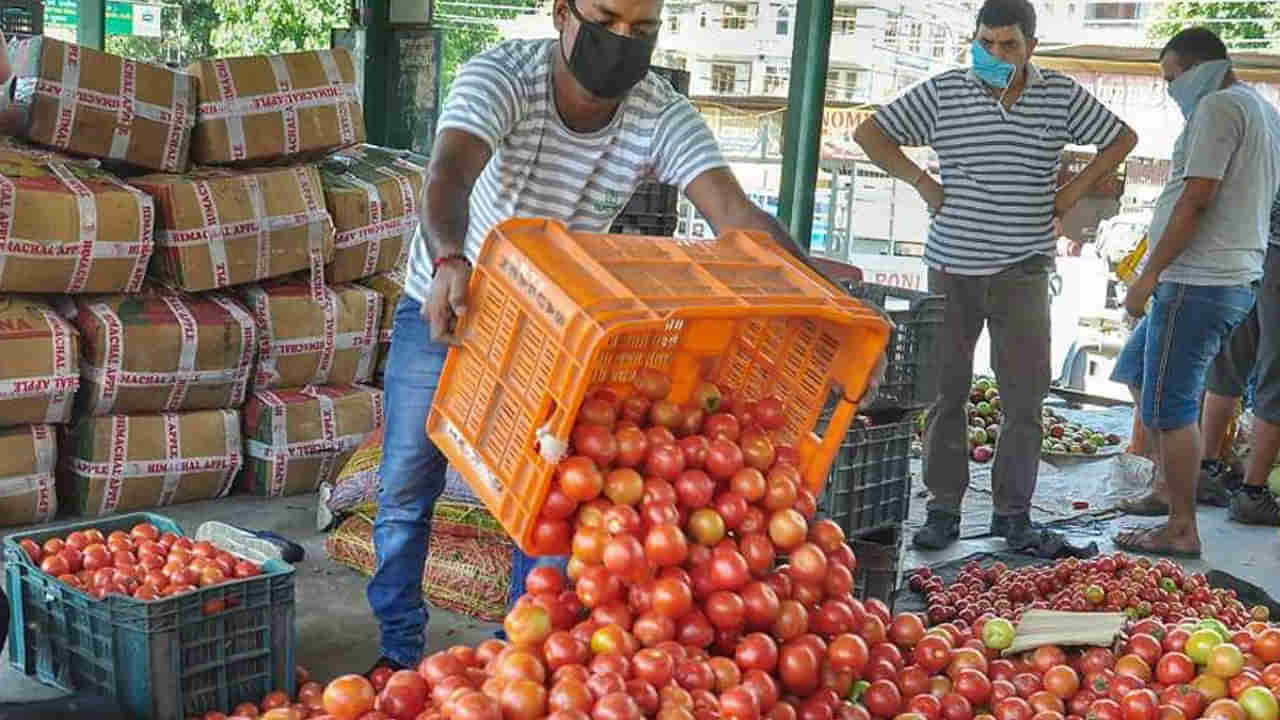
[
  {"x1": 404, "y1": 39, "x2": 728, "y2": 303},
  {"x1": 874, "y1": 66, "x2": 1125, "y2": 275}
]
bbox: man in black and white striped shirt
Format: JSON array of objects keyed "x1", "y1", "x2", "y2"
[
  {"x1": 367, "y1": 0, "x2": 847, "y2": 673},
  {"x1": 855, "y1": 0, "x2": 1137, "y2": 551}
]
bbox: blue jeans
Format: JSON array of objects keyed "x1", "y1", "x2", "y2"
[
  {"x1": 1111, "y1": 282, "x2": 1254, "y2": 430},
  {"x1": 368, "y1": 296, "x2": 451, "y2": 667},
  {"x1": 368, "y1": 297, "x2": 567, "y2": 662}
]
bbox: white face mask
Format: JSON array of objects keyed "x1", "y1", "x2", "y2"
[{"x1": 1168, "y1": 59, "x2": 1231, "y2": 118}]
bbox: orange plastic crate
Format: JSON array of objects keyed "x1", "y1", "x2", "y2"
[{"x1": 426, "y1": 219, "x2": 891, "y2": 555}]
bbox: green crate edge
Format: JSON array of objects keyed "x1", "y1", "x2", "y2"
[{"x1": 4, "y1": 511, "x2": 297, "y2": 720}]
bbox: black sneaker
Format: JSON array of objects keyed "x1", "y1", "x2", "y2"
[
  {"x1": 1198, "y1": 460, "x2": 1239, "y2": 507},
  {"x1": 995, "y1": 513, "x2": 1064, "y2": 551},
  {"x1": 1229, "y1": 485, "x2": 1280, "y2": 526},
  {"x1": 913, "y1": 510, "x2": 960, "y2": 550}
]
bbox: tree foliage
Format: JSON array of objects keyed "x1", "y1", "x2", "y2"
[
  {"x1": 103, "y1": 0, "x2": 347, "y2": 65},
  {"x1": 438, "y1": 0, "x2": 542, "y2": 97},
  {"x1": 207, "y1": 0, "x2": 348, "y2": 57},
  {"x1": 1147, "y1": 1, "x2": 1280, "y2": 51}
]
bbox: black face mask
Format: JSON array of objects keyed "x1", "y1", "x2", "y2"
[{"x1": 563, "y1": 0, "x2": 656, "y2": 100}]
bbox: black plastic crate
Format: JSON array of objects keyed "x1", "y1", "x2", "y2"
[
  {"x1": 853, "y1": 527, "x2": 902, "y2": 611},
  {"x1": 5, "y1": 512, "x2": 296, "y2": 720},
  {"x1": 844, "y1": 282, "x2": 945, "y2": 413},
  {"x1": 612, "y1": 182, "x2": 679, "y2": 236},
  {"x1": 818, "y1": 414, "x2": 914, "y2": 538},
  {"x1": 0, "y1": 1, "x2": 42, "y2": 39},
  {"x1": 650, "y1": 65, "x2": 691, "y2": 96}
]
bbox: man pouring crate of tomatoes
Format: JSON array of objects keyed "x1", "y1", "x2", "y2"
[{"x1": 367, "y1": 0, "x2": 887, "y2": 674}]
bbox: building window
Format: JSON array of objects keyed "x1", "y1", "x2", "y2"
[
  {"x1": 699, "y1": 13, "x2": 707, "y2": 27},
  {"x1": 833, "y1": 7, "x2": 857, "y2": 35},
  {"x1": 1085, "y1": 2, "x2": 1140, "y2": 20},
  {"x1": 907, "y1": 22, "x2": 922, "y2": 54},
  {"x1": 825, "y1": 71, "x2": 841, "y2": 101},
  {"x1": 931, "y1": 29, "x2": 946, "y2": 58},
  {"x1": 884, "y1": 18, "x2": 898, "y2": 47},
  {"x1": 722, "y1": 3, "x2": 749, "y2": 30},
  {"x1": 711, "y1": 64, "x2": 738, "y2": 94},
  {"x1": 776, "y1": 6, "x2": 789, "y2": 35},
  {"x1": 668, "y1": 15, "x2": 679, "y2": 32},
  {"x1": 764, "y1": 65, "x2": 788, "y2": 94}
]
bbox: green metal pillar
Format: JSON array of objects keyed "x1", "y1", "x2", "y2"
[
  {"x1": 77, "y1": 0, "x2": 106, "y2": 50},
  {"x1": 776, "y1": 0, "x2": 834, "y2": 252},
  {"x1": 363, "y1": 0, "x2": 393, "y2": 146}
]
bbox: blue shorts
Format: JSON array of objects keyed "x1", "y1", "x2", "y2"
[{"x1": 1111, "y1": 282, "x2": 1254, "y2": 430}]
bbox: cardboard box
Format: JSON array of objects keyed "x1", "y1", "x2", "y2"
[
  {"x1": 132, "y1": 165, "x2": 334, "y2": 293},
  {"x1": 319, "y1": 144, "x2": 426, "y2": 283},
  {"x1": 0, "y1": 294, "x2": 79, "y2": 427},
  {"x1": 71, "y1": 288, "x2": 258, "y2": 416},
  {"x1": 0, "y1": 424, "x2": 57, "y2": 526},
  {"x1": 8, "y1": 37, "x2": 196, "y2": 172},
  {"x1": 240, "y1": 384, "x2": 384, "y2": 497},
  {"x1": 189, "y1": 49, "x2": 364, "y2": 166},
  {"x1": 359, "y1": 269, "x2": 406, "y2": 379},
  {"x1": 0, "y1": 142, "x2": 155, "y2": 293},
  {"x1": 59, "y1": 408, "x2": 243, "y2": 517},
  {"x1": 243, "y1": 280, "x2": 381, "y2": 390}
]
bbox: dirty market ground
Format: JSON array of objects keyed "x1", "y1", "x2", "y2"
[{"x1": 3, "y1": 400, "x2": 1280, "y2": 703}]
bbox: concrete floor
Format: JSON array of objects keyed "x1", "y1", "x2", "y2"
[{"x1": 4, "y1": 485, "x2": 1280, "y2": 705}]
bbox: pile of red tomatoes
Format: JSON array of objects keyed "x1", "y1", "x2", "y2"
[
  {"x1": 188, "y1": 370, "x2": 1280, "y2": 720},
  {"x1": 909, "y1": 557, "x2": 1265, "y2": 629}
]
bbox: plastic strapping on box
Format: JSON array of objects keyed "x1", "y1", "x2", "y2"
[
  {"x1": 335, "y1": 169, "x2": 384, "y2": 277},
  {"x1": 157, "y1": 412, "x2": 181, "y2": 506},
  {"x1": 162, "y1": 294, "x2": 198, "y2": 409},
  {"x1": 109, "y1": 59, "x2": 137, "y2": 162},
  {"x1": 38, "y1": 306, "x2": 76, "y2": 422},
  {"x1": 46, "y1": 161, "x2": 99, "y2": 293},
  {"x1": 92, "y1": 173, "x2": 155, "y2": 293},
  {"x1": 210, "y1": 59, "x2": 247, "y2": 162},
  {"x1": 255, "y1": 389, "x2": 291, "y2": 497},
  {"x1": 248, "y1": 287, "x2": 277, "y2": 388},
  {"x1": 0, "y1": 473, "x2": 55, "y2": 522},
  {"x1": 207, "y1": 292, "x2": 257, "y2": 406},
  {"x1": 266, "y1": 55, "x2": 301, "y2": 157},
  {"x1": 303, "y1": 386, "x2": 339, "y2": 491},
  {"x1": 192, "y1": 179, "x2": 232, "y2": 288},
  {"x1": 217, "y1": 408, "x2": 242, "y2": 497},
  {"x1": 88, "y1": 302, "x2": 125, "y2": 412},
  {"x1": 0, "y1": 174, "x2": 13, "y2": 281},
  {"x1": 161, "y1": 72, "x2": 193, "y2": 172},
  {"x1": 355, "y1": 289, "x2": 382, "y2": 383},
  {"x1": 317, "y1": 50, "x2": 358, "y2": 148},
  {"x1": 241, "y1": 173, "x2": 271, "y2": 281},
  {"x1": 312, "y1": 289, "x2": 339, "y2": 384},
  {"x1": 376, "y1": 161, "x2": 423, "y2": 270},
  {"x1": 100, "y1": 414, "x2": 129, "y2": 515},
  {"x1": 51, "y1": 42, "x2": 81, "y2": 150},
  {"x1": 293, "y1": 166, "x2": 330, "y2": 303},
  {"x1": 31, "y1": 424, "x2": 55, "y2": 472}
]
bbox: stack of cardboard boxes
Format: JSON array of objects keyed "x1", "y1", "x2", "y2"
[{"x1": 0, "y1": 36, "x2": 423, "y2": 522}]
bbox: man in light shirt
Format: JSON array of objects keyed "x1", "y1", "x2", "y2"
[{"x1": 1111, "y1": 27, "x2": 1280, "y2": 557}]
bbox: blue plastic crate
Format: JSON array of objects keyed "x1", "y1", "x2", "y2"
[{"x1": 4, "y1": 512, "x2": 296, "y2": 720}]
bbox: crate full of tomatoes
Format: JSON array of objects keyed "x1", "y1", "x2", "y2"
[{"x1": 4, "y1": 512, "x2": 296, "y2": 720}]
